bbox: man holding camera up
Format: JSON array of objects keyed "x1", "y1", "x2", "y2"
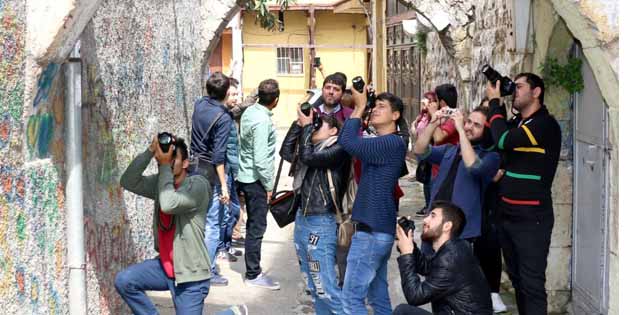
[
  {"x1": 237, "y1": 79, "x2": 280, "y2": 290},
  {"x1": 486, "y1": 72, "x2": 561, "y2": 315},
  {"x1": 190, "y1": 72, "x2": 233, "y2": 286},
  {"x1": 280, "y1": 107, "x2": 351, "y2": 314},
  {"x1": 394, "y1": 201, "x2": 493, "y2": 315},
  {"x1": 115, "y1": 136, "x2": 211, "y2": 314},
  {"x1": 414, "y1": 106, "x2": 500, "y2": 242},
  {"x1": 338, "y1": 81, "x2": 407, "y2": 315}
]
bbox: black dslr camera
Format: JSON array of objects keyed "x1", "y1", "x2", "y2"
[
  {"x1": 351, "y1": 76, "x2": 376, "y2": 109},
  {"x1": 157, "y1": 132, "x2": 175, "y2": 153},
  {"x1": 398, "y1": 216, "x2": 416, "y2": 235},
  {"x1": 481, "y1": 64, "x2": 516, "y2": 97},
  {"x1": 300, "y1": 102, "x2": 323, "y2": 130}
]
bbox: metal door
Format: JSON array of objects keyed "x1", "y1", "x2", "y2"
[
  {"x1": 386, "y1": 1, "x2": 422, "y2": 125},
  {"x1": 572, "y1": 46, "x2": 610, "y2": 314}
]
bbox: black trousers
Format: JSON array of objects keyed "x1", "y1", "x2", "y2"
[
  {"x1": 498, "y1": 202, "x2": 554, "y2": 315},
  {"x1": 393, "y1": 304, "x2": 432, "y2": 315},
  {"x1": 473, "y1": 222, "x2": 502, "y2": 292},
  {"x1": 237, "y1": 180, "x2": 269, "y2": 280}
]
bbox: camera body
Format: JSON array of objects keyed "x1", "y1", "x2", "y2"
[
  {"x1": 352, "y1": 76, "x2": 376, "y2": 109},
  {"x1": 300, "y1": 102, "x2": 323, "y2": 130},
  {"x1": 443, "y1": 108, "x2": 457, "y2": 116},
  {"x1": 481, "y1": 64, "x2": 516, "y2": 97},
  {"x1": 398, "y1": 216, "x2": 416, "y2": 235},
  {"x1": 157, "y1": 132, "x2": 175, "y2": 153}
]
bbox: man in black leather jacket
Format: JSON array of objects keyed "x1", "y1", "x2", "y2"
[
  {"x1": 394, "y1": 201, "x2": 493, "y2": 315},
  {"x1": 280, "y1": 108, "x2": 351, "y2": 315}
]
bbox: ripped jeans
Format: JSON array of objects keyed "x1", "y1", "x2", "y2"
[{"x1": 294, "y1": 211, "x2": 345, "y2": 315}]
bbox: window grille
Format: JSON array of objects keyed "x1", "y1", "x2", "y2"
[{"x1": 276, "y1": 47, "x2": 304, "y2": 74}]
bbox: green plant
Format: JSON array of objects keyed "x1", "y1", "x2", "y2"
[
  {"x1": 239, "y1": 0, "x2": 292, "y2": 31},
  {"x1": 416, "y1": 31, "x2": 427, "y2": 54},
  {"x1": 540, "y1": 57, "x2": 584, "y2": 94}
]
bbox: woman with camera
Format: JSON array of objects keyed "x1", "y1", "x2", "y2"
[{"x1": 279, "y1": 106, "x2": 351, "y2": 315}]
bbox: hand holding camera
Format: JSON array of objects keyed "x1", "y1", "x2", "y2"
[
  {"x1": 396, "y1": 217, "x2": 415, "y2": 255},
  {"x1": 297, "y1": 103, "x2": 314, "y2": 127},
  {"x1": 482, "y1": 64, "x2": 515, "y2": 98},
  {"x1": 451, "y1": 110, "x2": 465, "y2": 132}
]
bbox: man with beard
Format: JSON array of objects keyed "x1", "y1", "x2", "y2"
[
  {"x1": 486, "y1": 73, "x2": 561, "y2": 315},
  {"x1": 393, "y1": 201, "x2": 493, "y2": 315},
  {"x1": 414, "y1": 106, "x2": 500, "y2": 242},
  {"x1": 314, "y1": 73, "x2": 354, "y2": 124}
]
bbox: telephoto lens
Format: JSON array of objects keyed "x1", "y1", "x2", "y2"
[
  {"x1": 481, "y1": 64, "x2": 516, "y2": 97},
  {"x1": 157, "y1": 132, "x2": 174, "y2": 153}
]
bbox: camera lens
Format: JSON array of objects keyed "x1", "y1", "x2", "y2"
[
  {"x1": 300, "y1": 102, "x2": 312, "y2": 116},
  {"x1": 157, "y1": 132, "x2": 173, "y2": 153},
  {"x1": 352, "y1": 76, "x2": 365, "y2": 92}
]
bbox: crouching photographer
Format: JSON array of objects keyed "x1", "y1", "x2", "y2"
[
  {"x1": 115, "y1": 135, "x2": 212, "y2": 314},
  {"x1": 394, "y1": 201, "x2": 492, "y2": 315},
  {"x1": 279, "y1": 106, "x2": 352, "y2": 315}
]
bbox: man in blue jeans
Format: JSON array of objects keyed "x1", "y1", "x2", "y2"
[
  {"x1": 338, "y1": 87, "x2": 407, "y2": 315},
  {"x1": 116, "y1": 137, "x2": 211, "y2": 314},
  {"x1": 280, "y1": 110, "x2": 352, "y2": 314},
  {"x1": 214, "y1": 78, "x2": 243, "y2": 264},
  {"x1": 190, "y1": 72, "x2": 233, "y2": 286}
]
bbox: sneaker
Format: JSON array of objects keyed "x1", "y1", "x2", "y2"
[
  {"x1": 223, "y1": 305, "x2": 248, "y2": 315},
  {"x1": 228, "y1": 248, "x2": 243, "y2": 256},
  {"x1": 244, "y1": 274, "x2": 280, "y2": 290},
  {"x1": 210, "y1": 273, "x2": 229, "y2": 286},
  {"x1": 491, "y1": 292, "x2": 507, "y2": 313},
  {"x1": 217, "y1": 250, "x2": 238, "y2": 262}
]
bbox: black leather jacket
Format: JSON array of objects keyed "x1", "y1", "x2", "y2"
[
  {"x1": 398, "y1": 239, "x2": 493, "y2": 315},
  {"x1": 279, "y1": 122, "x2": 351, "y2": 216}
]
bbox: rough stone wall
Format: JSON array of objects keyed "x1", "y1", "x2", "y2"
[
  {"x1": 404, "y1": 0, "x2": 615, "y2": 313},
  {"x1": 0, "y1": 1, "x2": 70, "y2": 314}
]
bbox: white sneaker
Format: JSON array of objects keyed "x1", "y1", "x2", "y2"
[{"x1": 491, "y1": 292, "x2": 507, "y2": 313}]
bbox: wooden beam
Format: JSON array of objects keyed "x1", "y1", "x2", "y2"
[{"x1": 308, "y1": 7, "x2": 317, "y2": 88}]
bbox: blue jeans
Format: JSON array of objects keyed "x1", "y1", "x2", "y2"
[
  {"x1": 205, "y1": 184, "x2": 221, "y2": 273},
  {"x1": 218, "y1": 173, "x2": 241, "y2": 252},
  {"x1": 114, "y1": 258, "x2": 210, "y2": 315},
  {"x1": 342, "y1": 231, "x2": 394, "y2": 315},
  {"x1": 294, "y1": 211, "x2": 345, "y2": 315}
]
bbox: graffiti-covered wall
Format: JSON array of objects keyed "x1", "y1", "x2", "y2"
[
  {"x1": 0, "y1": 0, "x2": 238, "y2": 313},
  {"x1": 1, "y1": 1, "x2": 70, "y2": 314}
]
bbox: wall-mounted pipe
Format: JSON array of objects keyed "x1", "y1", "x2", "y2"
[{"x1": 65, "y1": 40, "x2": 86, "y2": 315}]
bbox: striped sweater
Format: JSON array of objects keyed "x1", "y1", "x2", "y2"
[
  {"x1": 488, "y1": 99, "x2": 561, "y2": 207},
  {"x1": 338, "y1": 118, "x2": 407, "y2": 235}
]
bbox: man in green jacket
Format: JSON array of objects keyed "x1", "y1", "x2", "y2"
[{"x1": 115, "y1": 136, "x2": 212, "y2": 314}]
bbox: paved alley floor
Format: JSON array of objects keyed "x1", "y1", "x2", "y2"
[{"x1": 149, "y1": 131, "x2": 519, "y2": 314}]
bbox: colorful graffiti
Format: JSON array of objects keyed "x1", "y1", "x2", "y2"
[
  {"x1": 32, "y1": 63, "x2": 60, "y2": 108},
  {"x1": 26, "y1": 113, "x2": 54, "y2": 159}
]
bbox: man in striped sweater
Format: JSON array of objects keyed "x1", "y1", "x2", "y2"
[
  {"x1": 486, "y1": 73, "x2": 561, "y2": 315},
  {"x1": 338, "y1": 87, "x2": 407, "y2": 315}
]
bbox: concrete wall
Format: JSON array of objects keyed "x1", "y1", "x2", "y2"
[
  {"x1": 404, "y1": 0, "x2": 618, "y2": 313},
  {"x1": 242, "y1": 10, "x2": 368, "y2": 127},
  {"x1": 0, "y1": 0, "x2": 238, "y2": 313}
]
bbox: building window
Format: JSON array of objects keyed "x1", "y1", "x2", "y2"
[{"x1": 276, "y1": 47, "x2": 303, "y2": 74}]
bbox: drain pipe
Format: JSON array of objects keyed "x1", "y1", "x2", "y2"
[{"x1": 65, "y1": 40, "x2": 86, "y2": 315}]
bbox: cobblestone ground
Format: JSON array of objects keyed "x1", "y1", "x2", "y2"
[{"x1": 149, "y1": 132, "x2": 518, "y2": 314}]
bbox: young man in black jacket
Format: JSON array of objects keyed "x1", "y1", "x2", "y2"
[
  {"x1": 280, "y1": 110, "x2": 351, "y2": 315},
  {"x1": 394, "y1": 201, "x2": 492, "y2": 315},
  {"x1": 486, "y1": 73, "x2": 561, "y2": 315}
]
